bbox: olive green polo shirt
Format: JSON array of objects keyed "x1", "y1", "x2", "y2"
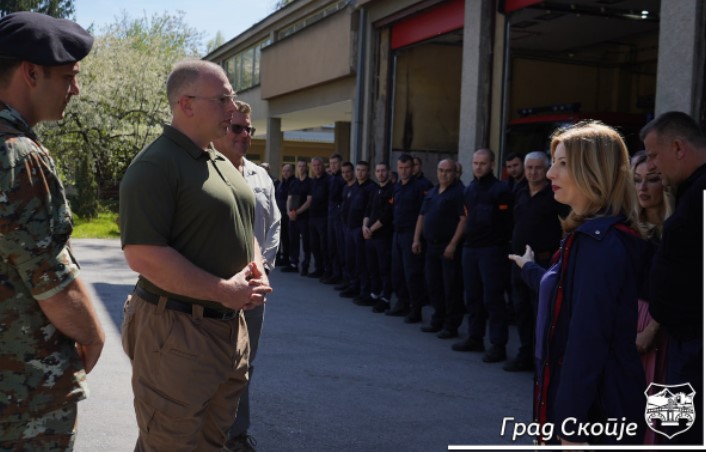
[{"x1": 119, "y1": 125, "x2": 255, "y2": 312}]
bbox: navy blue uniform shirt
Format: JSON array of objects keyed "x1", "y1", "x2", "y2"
[
  {"x1": 275, "y1": 176, "x2": 293, "y2": 213},
  {"x1": 511, "y1": 182, "x2": 568, "y2": 255},
  {"x1": 366, "y1": 180, "x2": 394, "y2": 238},
  {"x1": 507, "y1": 177, "x2": 528, "y2": 194},
  {"x1": 309, "y1": 173, "x2": 330, "y2": 218},
  {"x1": 415, "y1": 172, "x2": 434, "y2": 192},
  {"x1": 393, "y1": 178, "x2": 427, "y2": 231},
  {"x1": 347, "y1": 179, "x2": 376, "y2": 228},
  {"x1": 288, "y1": 176, "x2": 311, "y2": 220},
  {"x1": 328, "y1": 170, "x2": 345, "y2": 210},
  {"x1": 463, "y1": 173, "x2": 513, "y2": 248},
  {"x1": 420, "y1": 180, "x2": 465, "y2": 244},
  {"x1": 340, "y1": 182, "x2": 355, "y2": 225}
]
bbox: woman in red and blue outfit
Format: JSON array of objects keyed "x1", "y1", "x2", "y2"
[{"x1": 509, "y1": 121, "x2": 646, "y2": 445}]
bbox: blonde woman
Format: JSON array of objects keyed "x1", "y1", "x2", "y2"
[
  {"x1": 632, "y1": 150, "x2": 672, "y2": 444},
  {"x1": 509, "y1": 121, "x2": 646, "y2": 445}
]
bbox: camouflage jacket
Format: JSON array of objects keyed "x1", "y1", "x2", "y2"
[{"x1": 0, "y1": 106, "x2": 87, "y2": 424}]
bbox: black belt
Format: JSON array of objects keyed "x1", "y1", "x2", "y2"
[{"x1": 134, "y1": 285, "x2": 238, "y2": 320}]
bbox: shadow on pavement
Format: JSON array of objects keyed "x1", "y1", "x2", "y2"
[{"x1": 92, "y1": 282, "x2": 134, "y2": 330}]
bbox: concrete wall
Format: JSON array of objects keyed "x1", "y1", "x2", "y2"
[
  {"x1": 260, "y1": 9, "x2": 355, "y2": 99},
  {"x1": 655, "y1": 0, "x2": 705, "y2": 118},
  {"x1": 458, "y1": 0, "x2": 495, "y2": 184},
  {"x1": 267, "y1": 76, "x2": 355, "y2": 118},
  {"x1": 369, "y1": 27, "x2": 392, "y2": 165},
  {"x1": 488, "y1": 11, "x2": 507, "y2": 162}
]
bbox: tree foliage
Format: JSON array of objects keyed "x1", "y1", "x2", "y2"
[
  {"x1": 73, "y1": 150, "x2": 98, "y2": 219},
  {"x1": 207, "y1": 30, "x2": 225, "y2": 53},
  {"x1": 0, "y1": 0, "x2": 74, "y2": 18},
  {"x1": 38, "y1": 11, "x2": 203, "y2": 218}
]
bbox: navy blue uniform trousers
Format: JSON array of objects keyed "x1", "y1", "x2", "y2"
[
  {"x1": 344, "y1": 226, "x2": 368, "y2": 294},
  {"x1": 462, "y1": 245, "x2": 509, "y2": 345},
  {"x1": 309, "y1": 216, "x2": 328, "y2": 274},
  {"x1": 365, "y1": 235, "x2": 392, "y2": 300},
  {"x1": 426, "y1": 242, "x2": 464, "y2": 331},
  {"x1": 289, "y1": 217, "x2": 310, "y2": 270},
  {"x1": 391, "y1": 230, "x2": 424, "y2": 314},
  {"x1": 327, "y1": 208, "x2": 343, "y2": 279}
]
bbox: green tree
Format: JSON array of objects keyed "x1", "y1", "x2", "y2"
[
  {"x1": 73, "y1": 149, "x2": 98, "y2": 219},
  {"x1": 207, "y1": 30, "x2": 225, "y2": 53},
  {"x1": 0, "y1": 0, "x2": 74, "y2": 18},
  {"x1": 38, "y1": 11, "x2": 203, "y2": 218}
]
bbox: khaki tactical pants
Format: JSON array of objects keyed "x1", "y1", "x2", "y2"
[{"x1": 122, "y1": 293, "x2": 250, "y2": 452}]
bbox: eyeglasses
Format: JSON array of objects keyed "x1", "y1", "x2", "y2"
[
  {"x1": 185, "y1": 93, "x2": 237, "y2": 106},
  {"x1": 230, "y1": 124, "x2": 256, "y2": 136}
]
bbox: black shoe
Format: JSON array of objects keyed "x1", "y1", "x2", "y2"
[
  {"x1": 420, "y1": 324, "x2": 443, "y2": 333},
  {"x1": 308, "y1": 270, "x2": 324, "y2": 278},
  {"x1": 281, "y1": 265, "x2": 297, "y2": 273},
  {"x1": 353, "y1": 296, "x2": 374, "y2": 306},
  {"x1": 339, "y1": 288, "x2": 359, "y2": 298},
  {"x1": 483, "y1": 345, "x2": 507, "y2": 363},
  {"x1": 452, "y1": 338, "x2": 485, "y2": 352},
  {"x1": 334, "y1": 282, "x2": 349, "y2": 291},
  {"x1": 503, "y1": 355, "x2": 533, "y2": 372},
  {"x1": 385, "y1": 306, "x2": 410, "y2": 317},
  {"x1": 372, "y1": 300, "x2": 390, "y2": 313},
  {"x1": 300, "y1": 269, "x2": 309, "y2": 276},
  {"x1": 223, "y1": 433, "x2": 257, "y2": 452},
  {"x1": 322, "y1": 276, "x2": 341, "y2": 285},
  {"x1": 404, "y1": 313, "x2": 422, "y2": 324},
  {"x1": 437, "y1": 329, "x2": 458, "y2": 339}
]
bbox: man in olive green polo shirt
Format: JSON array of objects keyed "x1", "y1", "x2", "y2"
[{"x1": 119, "y1": 60, "x2": 272, "y2": 451}]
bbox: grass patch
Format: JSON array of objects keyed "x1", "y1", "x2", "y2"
[{"x1": 72, "y1": 210, "x2": 120, "y2": 239}]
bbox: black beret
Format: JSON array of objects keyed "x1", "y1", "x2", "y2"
[{"x1": 0, "y1": 11, "x2": 93, "y2": 65}]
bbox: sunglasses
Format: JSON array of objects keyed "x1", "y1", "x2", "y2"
[
  {"x1": 230, "y1": 124, "x2": 256, "y2": 136},
  {"x1": 185, "y1": 94, "x2": 237, "y2": 106}
]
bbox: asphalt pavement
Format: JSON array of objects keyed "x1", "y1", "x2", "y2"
[{"x1": 71, "y1": 239, "x2": 533, "y2": 451}]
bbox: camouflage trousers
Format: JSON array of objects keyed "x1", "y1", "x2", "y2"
[{"x1": 0, "y1": 403, "x2": 77, "y2": 451}]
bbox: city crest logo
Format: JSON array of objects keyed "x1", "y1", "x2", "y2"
[{"x1": 644, "y1": 382, "x2": 696, "y2": 439}]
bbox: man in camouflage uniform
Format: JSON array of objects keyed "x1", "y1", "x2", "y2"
[{"x1": 0, "y1": 12, "x2": 106, "y2": 451}]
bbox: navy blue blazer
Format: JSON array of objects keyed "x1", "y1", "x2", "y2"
[{"x1": 522, "y1": 215, "x2": 647, "y2": 444}]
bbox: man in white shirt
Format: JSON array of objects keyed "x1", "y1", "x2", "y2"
[{"x1": 213, "y1": 100, "x2": 281, "y2": 451}]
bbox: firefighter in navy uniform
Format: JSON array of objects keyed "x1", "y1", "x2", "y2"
[
  {"x1": 505, "y1": 151, "x2": 566, "y2": 372},
  {"x1": 285, "y1": 159, "x2": 312, "y2": 275},
  {"x1": 454, "y1": 149, "x2": 514, "y2": 363},
  {"x1": 363, "y1": 162, "x2": 395, "y2": 312},
  {"x1": 322, "y1": 154, "x2": 345, "y2": 284},
  {"x1": 387, "y1": 154, "x2": 428, "y2": 323},
  {"x1": 413, "y1": 159, "x2": 466, "y2": 338},
  {"x1": 275, "y1": 163, "x2": 294, "y2": 267},
  {"x1": 339, "y1": 161, "x2": 377, "y2": 303},
  {"x1": 334, "y1": 162, "x2": 357, "y2": 292},
  {"x1": 307, "y1": 157, "x2": 330, "y2": 279},
  {"x1": 413, "y1": 155, "x2": 434, "y2": 191}
]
